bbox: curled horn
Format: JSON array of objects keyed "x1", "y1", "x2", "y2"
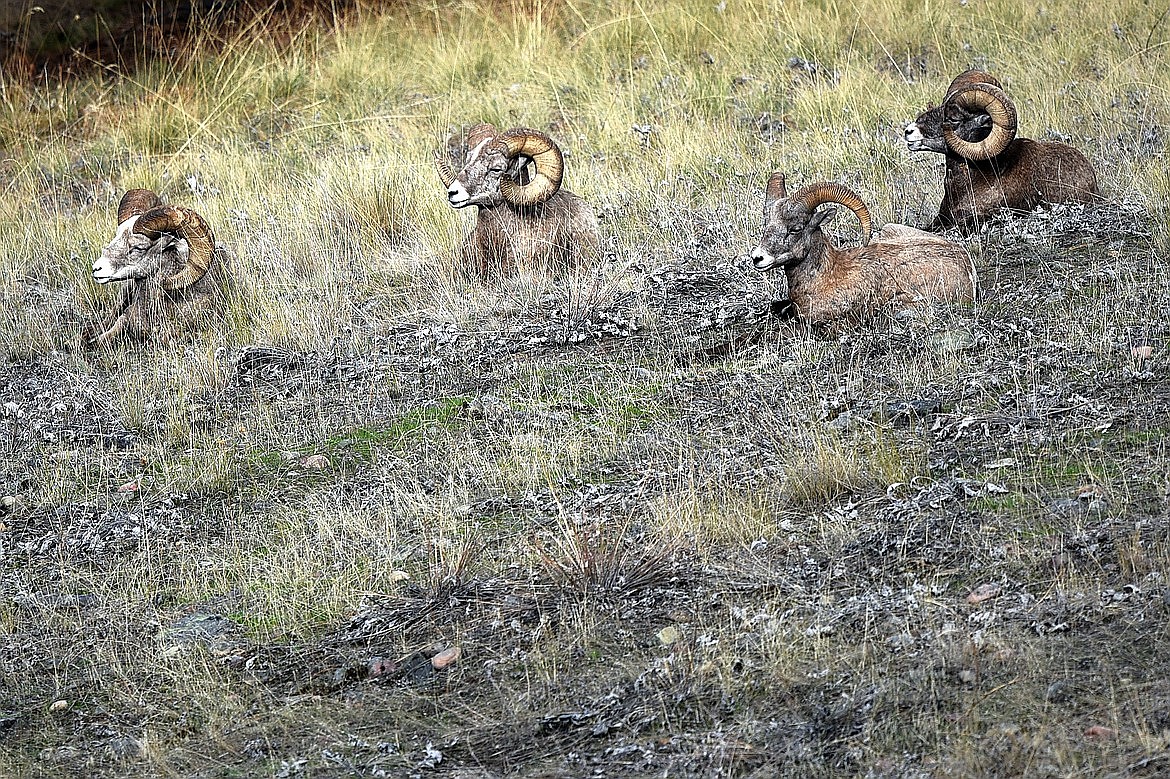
[
  {"x1": 435, "y1": 153, "x2": 456, "y2": 188},
  {"x1": 945, "y1": 70, "x2": 1002, "y2": 97},
  {"x1": 117, "y1": 189, "x2": 161, "y2": 224},
  {"x1": 942, "y1": 83, "x2": 1017, "y2": 160},
  {"x1": 465, "y1": 122, "x2": 499, "y2": 150},
  {"x1": 133, "y1": 206, "x2": 215, "y2": 291},
  {"x1": 764, "y1": 172, "x2": 787, "y2": 212},
  {"x1": 496, "y1": 128, "x2": 564, "y2": 206},
  {"x1": 791, "y1": 182, "x2": 873, "y2": 246}
]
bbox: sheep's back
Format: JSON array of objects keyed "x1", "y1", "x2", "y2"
[{"x1": 871, "y1": 233, "x2": 977, "y2": 305}]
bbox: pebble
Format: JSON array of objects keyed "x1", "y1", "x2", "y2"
[
  {"x1": 300, "y1": 454, "x2": 329, "y2": 470},
  {"x1": 116, "y1": 480, "x2": 139, "y2": 493},
  {"x1": 367, "y1": 657, "x2": 397, "y2": 678},
  {"x1": 430, "y1": 647, "x2": 461, "y2": 670},
  {"x1": 930, "y1": 329, "x2": 976, "y2": 354},
  {"x1": 1045, "y1": 680, "x2": 1071, "y2": 703},
  {"x1": 1131, "y1": 345, "x2": 1154, "y2": 360},
  {"x1": 1, "y1": 495, "x2": 16, "y2": 510},
  {"x1": 1083, "y1": 725, "x2": 1117, "y2": 740},
  {"x1": 657, "y1": 626, "x2": 681, "y2": 646},
  {"x1": 49, "y1": 700, "x2": 68, "y2": 713},
  {"x1": 966, "y1": 583, "x2": 1002, "y2": 605}
]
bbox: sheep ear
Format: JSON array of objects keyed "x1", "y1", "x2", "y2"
[{"x1": 808, "y1": 208, "x2": 835, "y2": 232}]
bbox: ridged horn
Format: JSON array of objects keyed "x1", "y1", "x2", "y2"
[
  {"x1": 496, "y1": 128, "x2": 564, "y2": 206},
  {"x1": 791, "y1": 183, "x2": 873, "y2": 246},
  {"x1": 942, "y1": 83, "x2": 1017, "y2": 160},
  {"x1": 116, "y1": 189, "x2": 161, "y2": 224},
  {"x1": 133, "y1": 206, "x2": 215, "y2": 291},
  {"x1": 435, "y1": 153, "x2": 456, "y2": 188},
  {"x1": 945, "y1": 70, "x2": 1002, "y2": 98},
  {"x1": 764, "y1": 172, "x2": 787, "y2": 210},
  {"x1": 465, "y1": 123, "x2": 499, "y2": 150}
]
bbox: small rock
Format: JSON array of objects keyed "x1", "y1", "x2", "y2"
[
  {"x1": 966, "y1": 583, "x2": 1002, "y2": 605},
  {"x1": 657, "y1": 626, "x2": 682, "y2": 646},
  {"x1": 116, "y1": 480, "x2": 139, "y2": 493},
  {"x1": 1045, "y1": 680, "x2": 1072, "y2": 703},
  {"x1": 49, "y1": 700, "x2": 68, "y2": 713},
  {"x1": 367, "y1": 657, "x2": 397, "y2": 678},
  {"x1": 1083, "y1": 725, "x2": 1117, "y2": 740},
  {"x1": 887, "y1": 632, "x2": 915, "y2": 651},
  {"x1": 931, "y1": 329, "x2": 976, "y2": 354},
  {"x1": 390, "y1": 570, "x2": 410, "y2": 583},
  {"x1": 430, "y1": 647, "x2": 461, "y2": 670},
  {"x1": 300, "y1": 454, "x2": 329, "y2": 470},
  {"x1": 1048, "y1": 497, "x2": 1085, "y2": 516},
  {"x1": 1131, "y1": 345, "x2": 1154, "y2": 360},
  {"x1": 957, "y1": 669, "x2": 977, "y2": 685},
  {"x1": 1, "y1": 495, "x2": 16, "y2": 510}
]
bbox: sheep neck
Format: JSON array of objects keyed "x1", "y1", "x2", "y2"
[{"x1": 784, "y1": 232, "x2": 833, "y2": 294}]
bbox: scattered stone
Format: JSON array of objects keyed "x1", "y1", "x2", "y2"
[
  {"x1": 430, "y1": 647, "x2": 462, "y2": 670},
  {"x1": 116, "y1": 480, "x2": 139, "y2": 493},
  {"x1": 105, "y1": 736, "x2": 141, "y2": 760},
  {"x1": 887, "y1": 632, "x2": 915, "y2": 651},
  {"x1": 957, "y1": 669, "x2": 977, "y2": 685},
  {"x1": 966, "y1": 583, "x2": 1002, "y2": 605},
  {"x1": 1045, "y1": 680, "x2": 1072, "y2": 703},
  {"x1": 390, "y1": 570, "x2": 410, "y2": 583},
  {"x1": 657, "y1": 625, "x2": 682, "y2": 646},
  {"x1": 930, "y1": 329, "x2": 977, "y2": 354},
  {"x1": 160, "y1": 612, "x2": 242, "y2": 655},
  {"x1": 49, "y1": 700, "x2": 68, "y2": 713},
  {"x1": 367, "y1": 657, "x2": 397, "y2": 678},
  {"x1": 300, "y1": 454, "x2": 329, "y2": 470},
  {"x1": 1131, "y1": 344, "x2": 1154, "y2": 360},
  {"x1": 1083, "y1": 725, "x2": 1117, "y2": 740}
]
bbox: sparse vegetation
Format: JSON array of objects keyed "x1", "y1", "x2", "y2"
[{"x1": 2, "y1": 0, "x2": 1169, "y2": 777}]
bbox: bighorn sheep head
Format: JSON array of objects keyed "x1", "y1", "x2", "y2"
[
  {"x1": 436, "y1": 124, "x2": 565, "y2": 209},
  {"x1": 940, "y1": 82, "x2": 1019, "y2": 160},
  {"x1": 750, "y1": 175, "x2": 873, "y2": 271},
  {"x1": 93, "y1": 189, "x2": 216, "y2": 291},
  {"x1": 904, "y1": 70, "x2": 1003, "y2": 153}
]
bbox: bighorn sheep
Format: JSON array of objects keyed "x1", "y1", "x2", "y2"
[
  {"x1": 83, "y1": 189, "x2": 232, "y2": 348},
  {"x1": 750, "y1": 175, "x2": 976, "y2": 323},
  {"x1": 905, "y1": 70, "x2": 1099, "y2": 232},
  {"x1": 435, "y1": 124, "x2": 599, "y2": 278}
]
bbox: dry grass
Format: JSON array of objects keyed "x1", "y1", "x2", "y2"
[{"x1": 2, "y1": 0, "x2": 1170, "y2": 777}]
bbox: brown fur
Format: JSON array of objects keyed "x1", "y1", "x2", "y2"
[
  {"x1": 929, "y1": 139, "x2": 1099, "y2": 231},
  {"x1": 85, "y1": 209, "x2": 233, "y2": 348},
  {"x1": 465, "y1": 195, "x2": 599, "y2": 278},
  {"x1": 752, "y1": 187, "x2": 976, "y2": 324},
  {"x1": 905, "y1": 70, "x2": 1099, "y2": 232},
  {"x1": 442, "y1": 124, "x2": 598, "y2": 280}
]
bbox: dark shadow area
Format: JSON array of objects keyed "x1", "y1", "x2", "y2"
[{"x1": 0, "y1": 0, "x2": 394, "y2": 79}]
